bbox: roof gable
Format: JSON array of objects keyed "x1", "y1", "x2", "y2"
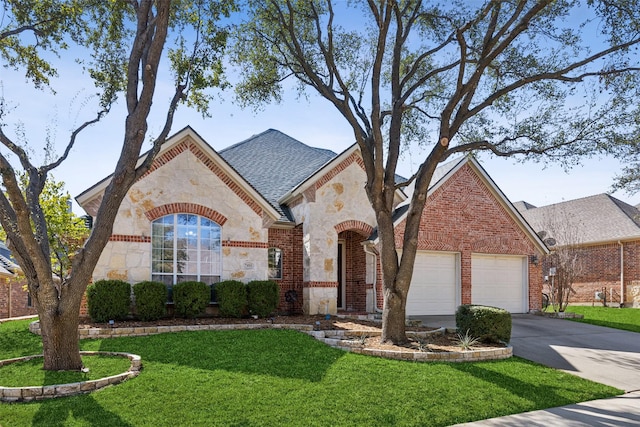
[
  {"x1": 278, "y1": 143, "x2": 408, "y2": 208},
  {"x1": 76, "y1": 127, "x2": 281, "y2": 222},
  {"x1": 371, "y1": 156, "x2": 547, "y2": 253},
  {"x1": 520, "y1": 193, "x2": 640, "y2": 245}
]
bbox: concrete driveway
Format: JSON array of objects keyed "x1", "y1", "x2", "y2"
[
  {"x1": 419, "y1": 313, "x2": 640, "y2": 392},
  {"x1": 509, "y1": 314, "x2": 640, "y2": 392}
]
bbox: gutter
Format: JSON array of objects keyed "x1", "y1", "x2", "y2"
[{"x1": 619, "y1": 241, "x2": 625, "y2": 307}]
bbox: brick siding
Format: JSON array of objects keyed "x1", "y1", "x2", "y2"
[
  {"x1": 542, "y1": 240, "x2": 640, "y2": 306},
  {"x1": 268, "y1": 226, "x2": 304, "y2": 313},
  {"x1": 340, "y1": 230, "x2": 369, "y2": 312},
  {"x1": 376, "y1": 162, "x2": 543, "y2": 312},
  {"x1": 0, "y1": 279, "x2": 37, "y2": 319},
  {"x1": 144, "y1": 202, "x2": 228, "y2": 225}
]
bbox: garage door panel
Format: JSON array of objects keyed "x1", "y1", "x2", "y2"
[
  {"x1": 406, "y1": 252, "x2": 458, "y2": 316},
  {"x1": 472, "y1": 254, "x2": 525, "y2": 313}
]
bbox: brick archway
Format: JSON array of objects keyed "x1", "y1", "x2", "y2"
[
  {"x1": 334, "y1": 220, "x2": 374, "y2": 237},
  {"x1": 145, "y1": 203, "x2": 227, "y2": 225}
]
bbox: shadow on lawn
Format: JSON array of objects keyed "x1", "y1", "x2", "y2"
[
  {"x1": 449, "y1": 359, "x2": 613, "y2": 410},
  {"x1": 96, "y1": 328, "x2": 345, "y2": 382},
  {"x1": 30, "y1": 372, "x2": 133, "y2": 427}
]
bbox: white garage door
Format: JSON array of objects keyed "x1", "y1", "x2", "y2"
[
  {"x1": 471, "y1": 254, "x2": 526, "y2": 313},
  {"x1": 406, "y1": 251, "x2": 458, "y2": 315}
]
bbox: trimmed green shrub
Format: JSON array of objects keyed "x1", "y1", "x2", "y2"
[
  {"x1": 86, "y1": 280, "x2": 131, "y2": 323},
  {"x1": 133, "y1": 281, "x2": 167, "y2": 321},
  {"x1": 216, "y1": 280, "x2": 247, "y2": 318},
  {"x1": 455, "y1": 304, "x2": 512, "y2": 344},
  {"x1": 173, "y1": 281, "x2": 210, "y2": 318},
  {"x1": 247, "y1": 280, "x2": 279, "y2": 318}
]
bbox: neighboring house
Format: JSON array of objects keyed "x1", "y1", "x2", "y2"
[
  {"x1": 76, "y1": 127, "x2": 547, "y2": 316},
  {"x1": 0, "y1": 242, "x2": 36, "y2": 319},
  {"x1": 517, "y1": 194, "x2": 640, "y2": 308}
]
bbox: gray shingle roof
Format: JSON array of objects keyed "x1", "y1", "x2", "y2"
[
  {"x1": 512, "y1": 200, "x2": 537, "y2": 212},
  {"x1": 219, "y1": 129, "x2": 336, "y2": 218},
  {"x1": 0, "y1": 241, "x2": 18, "y2": 276},
  {"x1": 518, "y1": 194, "x2": 640, "y2": 246}
]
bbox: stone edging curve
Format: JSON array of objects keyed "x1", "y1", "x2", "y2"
[
  {"x1": 308, "y1": 328, "x2": 512, "y2": 362},
  {"x1": 29, "y1": 320, "x2": 511, "y2": 362},
  {"x1": 0, "y1": 351, "x2": 142, "y2": 402}
]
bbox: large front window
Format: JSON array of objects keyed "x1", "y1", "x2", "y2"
[{"x1": 151, "y1": 214, "x2": 221, "y2": 295}]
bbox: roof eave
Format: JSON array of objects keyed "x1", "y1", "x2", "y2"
[{"x1": 468, "y1": 158, "x2": 549, "y2": 255}]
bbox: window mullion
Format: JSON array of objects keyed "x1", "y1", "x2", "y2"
[
  {"x1": 197, "y1": 218, "x2": 201, "y2": 281},
  {"x1": 173, "y1": 214, "x2": 178, "y2": 283}
]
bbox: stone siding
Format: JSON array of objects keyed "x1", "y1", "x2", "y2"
[
  {"x1": 93, "y1": 139, "x2": 270, "y2": 285},
  {"x1": 289, "y1": 155, "x2": 377, "y2": 314}
]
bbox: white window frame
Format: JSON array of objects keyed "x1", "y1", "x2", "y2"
[
  {"x1": 268, "y1": 247, "x2": 282, "y2": 280},
  {"x1": 151, "y1": 213, "x2": 222, "y2": 286}
]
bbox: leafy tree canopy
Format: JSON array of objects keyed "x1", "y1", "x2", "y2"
[
  {"x1": 0, "y1": 175, "x2": 89, "y2": 280},
  {"x1": 233, "y1": 0, "x2": 640, "y2": 343},
  {"x1": 0, "y1": 0, "x2": 236, "y2": 370}
]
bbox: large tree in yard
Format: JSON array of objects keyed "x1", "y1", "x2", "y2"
[
  {"x1": 0, "y1": 0, "x2": 234, "y2": 370},
  {"x1": 234, "y1": 0, "x2": 640, "y2": 343}
]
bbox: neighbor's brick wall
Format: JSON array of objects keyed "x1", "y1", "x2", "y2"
[
  {"x1": 542, "y1": 241, "x2": 640, "y2": 306},
  {"x1": 268, "y1": 226, "x2": 304, "y2": 313},
  {"x1": 0, "y1": 279, "x2": 37, "y2": 319},
  {"x1": 385, "y1": 163, "x2": 543, "y2": 312}
]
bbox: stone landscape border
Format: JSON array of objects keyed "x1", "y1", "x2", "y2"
[{"x1": 0, "y1": 351, "x2": 142, "y2": 402}]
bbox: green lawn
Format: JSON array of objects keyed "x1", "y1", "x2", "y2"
[
  {"x1": 0, "y1": 318, "x2": 621, "y2": 427},
  {"x1": 563, "y1": 306, "x2": 640, "y2": 333}
]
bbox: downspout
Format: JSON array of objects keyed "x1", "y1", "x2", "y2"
[
  {"x1": 363, "y1": 243, "x2": 383, "y2": 313},
  {"x1": 619, "y1": 241, "x2": 625, "y2": 307},
  {"x1": 7, "y1": 281, "x2": 11, "y2": 319}
]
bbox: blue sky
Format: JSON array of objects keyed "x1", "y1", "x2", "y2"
[{"x1": 1, "y1": 11, "x2": 638, "y2": 215}]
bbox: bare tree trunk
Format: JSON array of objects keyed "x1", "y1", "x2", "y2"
[
  {"x1": 32, "y1": 275, "x2": 86, "y2": 370},
  {"x1": 381, "y1": 286, "x2": 407, "y2": 342},
  {"x1": 39, "y1": 307, "x2": 82, "y2": 371}
]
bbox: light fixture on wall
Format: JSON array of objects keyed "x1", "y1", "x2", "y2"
[{"x1": 529, "y1": 255, "x2": 538, "y2": 265}]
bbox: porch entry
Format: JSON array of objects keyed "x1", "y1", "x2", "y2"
[{"x1": 336, "y1": 230, "x2": 368, "y2": 312}]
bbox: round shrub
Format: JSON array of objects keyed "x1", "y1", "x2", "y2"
[
  {"x1": 173, "y1": 281, "x2": 210, "y2": 318},
  {"x1": 133, "y1": 281, "x2": 167, "y2": 321},
  {"x1": 86, "y1": 279, "x2": 131, "y2": 323},
  {"x1": 216, "y1": 280, "x2": 247, "y2": 318},
  {"x1": 455, "y1": 304, "x2": 512, "y2": 344},
  {"x1": 247, "y1": 280, "x2": 279, "y2": 318}
]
